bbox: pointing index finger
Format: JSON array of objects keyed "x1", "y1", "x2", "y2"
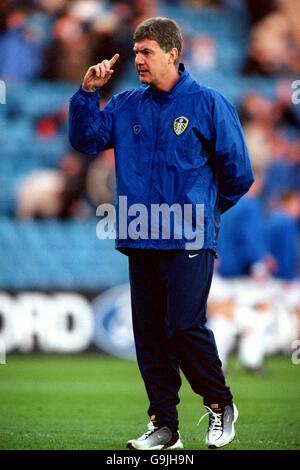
[{"x1": 109, "y1": 54, "x2": 120, "y2": 67}]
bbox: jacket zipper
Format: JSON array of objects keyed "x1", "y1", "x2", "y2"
[{"x1": 147, "y1": 96, "x2": 162, "y2": 246}]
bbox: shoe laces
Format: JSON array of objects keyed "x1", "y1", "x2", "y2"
[
  {"x1": 197, "y1": 406, "x2": 223, "y2": 432},
  {"x1": 140, "y1": 421, "x2": 157, "y2": 439}
]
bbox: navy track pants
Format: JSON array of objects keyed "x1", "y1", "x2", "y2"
[{"x1": 128, "y1": 249, "x2": 233, "y2": 430}]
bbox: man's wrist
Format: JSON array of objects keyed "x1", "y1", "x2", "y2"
[{"x1": 81, "y1": 84, "x2": 98, "y2": 93}]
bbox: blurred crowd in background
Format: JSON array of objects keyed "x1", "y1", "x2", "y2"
[{"x1": 0, "y1": 0, "x2": 300, "y2": 366}]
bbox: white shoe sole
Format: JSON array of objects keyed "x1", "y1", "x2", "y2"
[
  {"x1": 206, "y1": 404, "x2": 239, "y2": 449},
  {"x1": 127, "y1": 438, "x2": 184, "y2": 450}
]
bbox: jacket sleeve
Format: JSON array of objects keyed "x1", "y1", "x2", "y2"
[
  {"x1": 210, "y1": 91, "x2": 254, "y2": 214},
  {"x1": 69, "y1": 87, "x2": 116, "y2": 156}
]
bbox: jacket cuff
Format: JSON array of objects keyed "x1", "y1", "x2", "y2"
[{"x1": 78, "y1": 86, "x2": 100, "y2": 98}]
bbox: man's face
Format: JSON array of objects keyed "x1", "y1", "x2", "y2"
[{"x1": 133, "y1": 39, "x2": 173, "y2": 87}]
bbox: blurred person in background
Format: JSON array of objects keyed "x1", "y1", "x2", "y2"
[
  {"x1": 239, "y1": 85, "x2": 300, "y2": 207},
  {"x1": 209, "y1": 275, "x2": 300, "y2": 375},
  {"x1": 0, "y1": 3, "x2": 47, "y2": 81},
  {"x1": 131, "y1": 0, "x2": 158, "y2": 30},
  {"x1": 85, "y1": 148, "x2": 116, "y2": 207},
  {"x1": 243, "y1": 0, "x2": 300, "y2": 76},
  {"x1": 264, "y1": 191, "x2": 300, "y2": 281},
  {"x1": 207, "y1": 275, "x2": 236, "y2": 372},
  {"x1": 189, "y1": 35, "x2": 216, "y2": 72},
  {"x1": 261, "y1": 136, "x2": 300, "y2": 205},
  {"x1": 69, "y1": 16, "x2": 254, "y2": 451},
  {"x1": 42, "y1": 4, "x2": 93, "y2": 83},
  {"x1": 239, "y1": 92, "x2": 275, "y2": 171},
  {"x1": 217, "y1": 168, "x2": 272, "y2": 280},
  {"x1": 16, "y1": 152, "x2": 90, "y2": 219},
  {"x1": 208, "y1": 277, "x2": 276, "y2": 374},
  {"x1": 16, "y1": 168, "x2": 66, "y2": 219},
  {"x1": 264, "y1": 279, "x2": 300, "y2": 357}
]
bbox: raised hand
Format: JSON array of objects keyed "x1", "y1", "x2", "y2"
[{"x1": 82, "y1": 54, "x2": 120, "y2": 92}]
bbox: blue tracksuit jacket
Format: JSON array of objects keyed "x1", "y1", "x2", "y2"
[{"x1": 69, "y1": 64, "x2": 254, "y2": 251}]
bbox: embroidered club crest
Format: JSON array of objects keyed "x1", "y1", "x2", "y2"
[{"x1": 173, "y1": 116, "x2": 189, "y2": 136}]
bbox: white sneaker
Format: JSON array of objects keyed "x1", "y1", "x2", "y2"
[
  {"x1": 127, "y1": 421, "x2": 184, "y2": 450},
  {"x1": 199, "y1": 403, "x2": 238, "y2": 448}
]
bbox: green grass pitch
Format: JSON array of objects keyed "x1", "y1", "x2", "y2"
[{"x1": 0, "y1": 354, "x2": 299, "y2": 450}]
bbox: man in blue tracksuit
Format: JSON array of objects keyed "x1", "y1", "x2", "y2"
[{"x1": 69, "y1": 17, "x2": 254, "y2": 450}]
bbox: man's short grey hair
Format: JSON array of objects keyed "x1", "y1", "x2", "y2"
[{"x1": 133, "y1": 17, "x2": 183, "y2": 66}]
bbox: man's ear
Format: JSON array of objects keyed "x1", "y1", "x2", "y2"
[{"x1": 168, "y1": 48, "x2": 179, "y2": 65}]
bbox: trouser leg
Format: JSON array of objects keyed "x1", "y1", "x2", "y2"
[
  {"x1": 129, "y1": 251, "x2": 181, "y2": 430},
  {"x1": 164, "y1": 249, "x2": 233, "y2": 405}
]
